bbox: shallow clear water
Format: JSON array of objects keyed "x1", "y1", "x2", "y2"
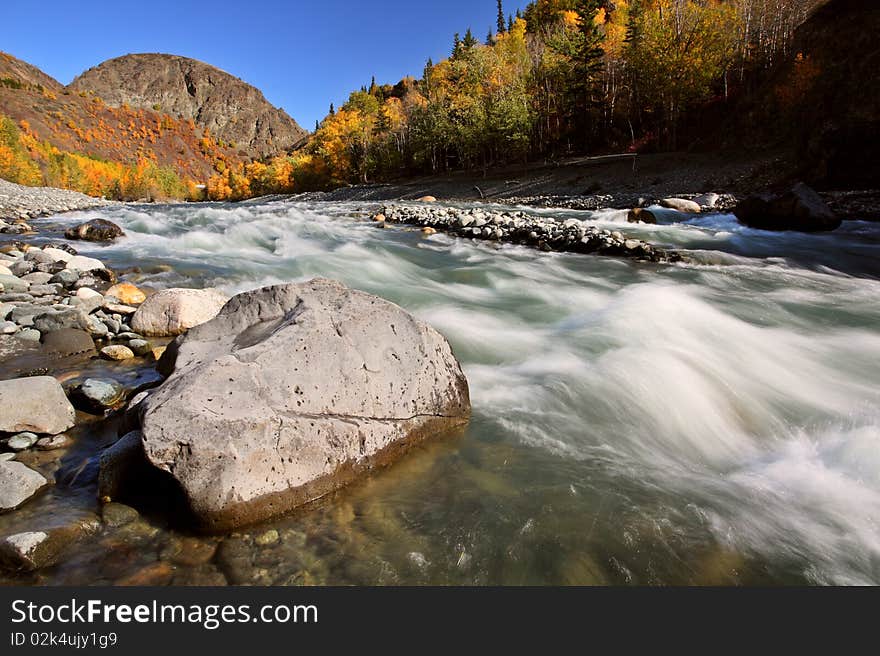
[{"x1": 10, "y1": 199, "x2": 880, "y2": 586}]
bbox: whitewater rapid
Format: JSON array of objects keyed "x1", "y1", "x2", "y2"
[{"x1": 41, "y1": 199, "x2": 880, "y2": 585}]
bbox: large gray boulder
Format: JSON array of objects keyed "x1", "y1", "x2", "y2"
[
  {"x1": 135, "y1": 279, "x2": 470, "y2": 530},
  {"x1": 734, "y1": 182, "x2": 842, "y2": 232},
  {"x1": 0, "y1": 376, "x2": 76, "y2": 435},
  {"x1": 131, "y1": 288, "x2": 229, "y2": 337}
]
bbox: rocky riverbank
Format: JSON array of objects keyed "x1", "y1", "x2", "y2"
[
  {"x1": 375, "y1": 203, "x2": 683, "y2": 263},
  {"x1": 0, "y1": 178, "x2": 115, "y2": 223}
]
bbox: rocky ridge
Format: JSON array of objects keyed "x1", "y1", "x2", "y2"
[{"x1": 69, "y1": 54, "x2": 308, "y2": 159}]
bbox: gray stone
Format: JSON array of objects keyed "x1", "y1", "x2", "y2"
[
  {"x1": 16, "y1": 329, "x2": 40, "y2": 342},
  {"x1": 0, "y1": 321, "x2": 17, "y2": 335},
  {"x1": 70, "y1": 378, "x2": 125, "y2": 414},
  {"x1": 137, "y1": 279, "x2": 470, "y2": 530},
  {"x1": 50, "y1": 269, "x2": 79, "y2": 287},
  {"x1": 32, "y1": 307, "x2": 89, "y2": 334},
  {"x1": 0, "y1": 376, "x2": 76, "y2": 435},
  {"x1": 128, "y1": 339, "x2": 152, "y2": 356},
  {"x1": 5, "y1": 432, "x2": 38, "y2": 451},
  {"x1": 65, "y1": 256, "x2": 105, "y2": 272},
  {"x1": 0, "y1": 275, "x2": 29, "y2": 293},
  {"x1": 0, "y1": 461, "x2": 48, "y2": 512},
  {"x1": 131, "y1": 287, "x2": 229, "y2": 337},
  {"x1": 98, "y1": 431, "x2": 145, "y2": 500},
  {"x1": 21, "y1": 272, "x2": 53, "y2": 285}
]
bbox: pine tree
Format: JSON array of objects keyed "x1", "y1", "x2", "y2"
[
  {"x1": 508, "y1": 14, "x2": 514, "y2": 32},
  {"x1": 329, "y1": 103, "x2": 335, "y2": 116},
  {"x1": 452, "y1": 32, "x2": 461, "y2": 57},
  {"x1": 497, "y1": 0, "x2": 505, "y2": 34},
  {"x1": 369, "y1": 76, "x2": 377, "y2": 94},
  {"x1": 572, "y1": 0, "x2": 606, "y2": 148},
  {"x1": 462, "y1": 28, "x2": 478, "y2": 49},
  {"x1": 625, "y1": 0, "x2": 643, "y2": 47}
]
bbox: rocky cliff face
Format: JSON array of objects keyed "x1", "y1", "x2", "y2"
[{"x1": 69, "y1": 54, "x2": 307, "y2": 159}]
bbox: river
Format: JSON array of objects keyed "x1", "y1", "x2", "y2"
[{"x1": 5, "y1": 198, "x2": 880, "y2": 586}]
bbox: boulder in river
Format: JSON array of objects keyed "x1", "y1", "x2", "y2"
[
  {"x1": 627, "y1": 207, "x2": 657, "y2": 224},
  {"x1": 131, "y1": 288, "x2": 229, "y2": 337},
  {"x1": 134, "y1": 279, "x2": 471, "y2": 530},
  {"x1": 64, "y1": 219, "x2": 124, "y2": 242},
  {"x1": 0, "y1": 461, "x2": 48, "y2": 513},
  {"x1": 734, "y1": 183, "x2": 842, "y2": 232},
  {"x1": 0, "y1": 376, "x2": 76, "y2": 435},
  {"x1": 659, "y1": 198, "x2": 702, "y2": 213},
  {"x1": 69, "y1": 378, "x2": 126, "y2": 414}
]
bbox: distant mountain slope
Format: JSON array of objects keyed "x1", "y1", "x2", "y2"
[
  {"x1": 0, "y1": 52, "x2": 62, "y2": 92},
  {"x1": 69, "y1": 53, "x2": 307, "y2": 159}
]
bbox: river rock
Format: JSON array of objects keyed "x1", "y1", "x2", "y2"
[
  {"x1": 70, "y1": 378, "x2": 126, "y2": 414},
  {"x1": 5, "y1": 432, "x2": 38, "y2": 451},
  {"x1": 0, "y1": 274, "x2": 29, "y2": 293},
  {"x1": 694, "y1": 193, "x2": 720, "y2": 209},
  {"x1": 101, "y1": 345, "x2": 134, "y2": 361},
  {"x1": 41, "y1": 328, "x2": 96, "y2": 358},
  {"x1": 135, "y1": 279, "x2": 471, "y2": 529},
  {"x1": 65, "y1": 256, "x2": 105, "y2": 272},
  {"x1": 0, "y1": 515, "x2": 100, "y2": 571},
  {"x1": 128, "y1": 339, "x2": 152, "y2": 356},
  {"x1": 0, "y1": 461, "x2": 48, "y2": 512},
  {"x1": 32, "y1": 307, "x2": 90, "y2": 334},
  {"x1": 42, "y1": 247, "x2": 74, "y2": 263},
  {"x1": 0, "y1": 376, "x2": 76, "y2": 435},
  {"x1": 659, "y1": 198, "x2": 702, "y2": 213},
  {"x1": 627, "y1": 208, "x2": 657, "y2": 224},
  {"x1": 106, "y1": 283, "x2": 146, "y2": 305},
  {"x1": 64, "y1": 219, "x2": 124, "y2": 242},
  {"x1": 0, "y1": 265, "x2": 11, "y2": 276},
  {"x1": 734, "y1": 182, "x2": 842, "y2": 232},
  {"x1": 417, "y1": 195, "x2": 437, "y2": 202},
  {"x1": 131, "y1": 288, "x2": 229, "y2": 337}
]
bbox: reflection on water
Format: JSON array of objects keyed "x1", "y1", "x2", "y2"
[{"x1": 3, "y1": 199, "x2": 880, "y2": 586}]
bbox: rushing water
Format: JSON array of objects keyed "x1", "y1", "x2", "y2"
[{"x1": 8, "y1": 199, "x2": 880, "y2": 586}]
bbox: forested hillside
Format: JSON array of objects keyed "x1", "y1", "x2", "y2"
[
  {"x1": 232, "y1": 0, "x2": 828, "y2": 198},
  {"x1": 2, "y1": 1, "x2": 866, "y2": 202}
]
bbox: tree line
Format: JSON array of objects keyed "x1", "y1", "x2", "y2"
[{"x1": 224, "y1": 0, "x2": 824, "y2": 199}]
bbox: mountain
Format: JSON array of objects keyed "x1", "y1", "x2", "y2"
[
  {"x1": 69, "y1": 54, "x2": 307, "y2": 159},
  {"x1": 0, "y1": 51, "x2": 245, "y2": 185},
  {"x1": 0, "y1": 52, "x2": 62, "y2": 92}
]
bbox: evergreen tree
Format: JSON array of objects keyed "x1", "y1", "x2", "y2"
[
  {"x1": 452, "y1": 32, "x2": 461, "y2": 57},
  {"x1": 508, "y1": 14, "x2": 514, "y2": 32},
  {"x1": 497, "y1": 0, "x2": 505, "y2": 34},
  {"x1": 462, "y1": 28, "x2": 478, "y2": 49},
  {"x1": 329, "y1": 102, "x2": 335, "y2": 116},
  {"x1": 625, "y1": 0, "x2": 643, "y2": 47},
  {"x1": 369, "y1": 76, "x2": 377, "y2": 94},
  {"x1": 572, "y1": 0, "x2": 606, "y2": 148}
]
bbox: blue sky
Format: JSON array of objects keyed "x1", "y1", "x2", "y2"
[{"x1": 3, "y1": 0, "x2": 531, "y2": 130}]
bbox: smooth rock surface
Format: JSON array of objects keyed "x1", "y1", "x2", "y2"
[
  {"x1": 0, "y1": 376, "x2": 76, "y2": 435},
  {"x1": 0, "y1": 461, "x2": 48, "y2": 512},
  {"x1": 137, "y1": 279, "x2": 470, "y2": 529},
  {"x1": 131, "y1": 288, "x2": 229, "y2": 337}
]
